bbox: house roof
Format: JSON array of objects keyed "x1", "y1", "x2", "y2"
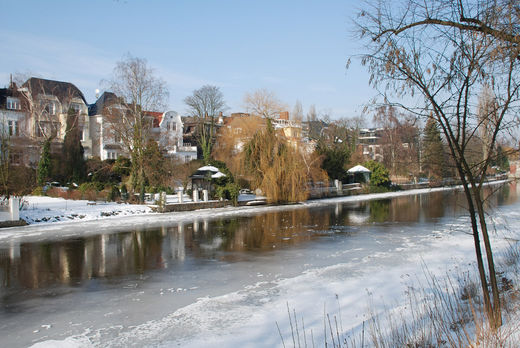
[
  {"x1": 0, "y1": 85, "x2": 26, "y2": 110},
  {"x1": 0, "y1": 88, "x2": 13, "y2": 109},
  {"x1": 23, "y1": 77, "x2": 87, "y2": 105},
  {"x1": 197, "y1": 165, "x2": 219, "y2": 172},
  {"x1": 145, "y1": 111, "x2": 163, "y2": 127},
  {"x1": 89, "y1": 91, "x2": 120, "y2": 116}
]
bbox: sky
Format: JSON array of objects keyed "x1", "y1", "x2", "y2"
[{"x1": 1, "y1": 0, "x2": 373, "y2": 120}]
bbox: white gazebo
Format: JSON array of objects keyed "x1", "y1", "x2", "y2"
[
  {"x1": 190, "y1": 166, "x2": 227, "y2": 192},
  {"x1": 347, "y1": 165, "x2": 371, "y2": 183}
]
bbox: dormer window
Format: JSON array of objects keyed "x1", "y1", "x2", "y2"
[{"x1": 6, "y1": 97, "x2": 20, "y2": 110}]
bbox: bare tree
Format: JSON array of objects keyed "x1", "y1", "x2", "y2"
[
  {"x1": 306, "y1": 104, "x2": 317, "y2": 122},
  {"x1": 372, "y1": 0, "x2": 520, "y2": 49},
  {"x1": 243, "y1": 89, "x2": 287, "y2": 119},
  {"x1": 105, "y1": 55, "x2": 168, "y2": 200},
  {"x1": 356, "y1": 0, "x2": 520, "y2": 328},
  {"x1": 0, "y1": 118, "x2": 10, "y2": 196},
  {"x1": 374, "y1": 106, "x2": 420, "y2": 179},
  {"x1": 184, "y1": 85, "x2": 227, "y2": 163},
  {"x1": 292, "y1": 100, "x2": 304, "y2": 122}
]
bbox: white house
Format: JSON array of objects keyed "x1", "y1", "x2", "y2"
[
  {"x1": 150, "y1": 110, "x2": 197, "y2": 163},
  {"x1": 89, "y1": 92, "x2": 197, "y2": 162}
]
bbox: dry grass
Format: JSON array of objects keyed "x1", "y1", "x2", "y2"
[{"x1": 279, "y1": 243, "x2": 520, "y2": 347}]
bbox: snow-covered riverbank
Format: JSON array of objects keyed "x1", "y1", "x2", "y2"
[
  {"x1": 15, "y1": 181, "x2": 518, "y2": 348},
  {"x1": 0, "y1": 184, "x2": 463, "y2": 244}
]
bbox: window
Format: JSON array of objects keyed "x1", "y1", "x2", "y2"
[
  {"x1": 36, "y1": 121, "x2": 59, "y2": 138},
  {"x1": 45, "y1": 102, "x2": 56, "y2": 115},
  {"x1": 10, "y1": 152, "x2": 21, "y2": 165},
  {"x1": 107, "y1": 151, "x2": 118, "y2": 160},
  {"x1": 6, "y1": 97, "x2": 20, "y2": 110},
  {"x1": 71, "y1": 103, "x2": 82, "y2": 113},
  {"x1": 8, "y1": 120, "x2": 19, "y2": 136}
]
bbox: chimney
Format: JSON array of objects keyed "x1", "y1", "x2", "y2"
[{"x1": 279, "y1": 111, "x2": 289, "y2": 120}]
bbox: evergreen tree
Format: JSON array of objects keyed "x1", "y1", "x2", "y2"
[
  {"x1": 62, "y1": 108, "x2": 86, "y2": 183},
  {"x1": 422, "y1": 117, "x2": 445, "y2": 179},
  {"x1": 492, "y1": 146, "x2": 510, "y2": 172},
  {"x1": 37, "y1": 139, "x2": 51, "y2": 186},
  {"x1": 364, "y1": 160, "x2": 390, "y2": 187},
  {"x1": 316, "y1": 140, "x2": 350, "y2": 182}
]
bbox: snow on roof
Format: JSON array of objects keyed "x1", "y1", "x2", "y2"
[
  {"x1": 197, "y1": 165, "x2": 219, "y2": 172},
  {"x1": 347, "y1": 165, "x2": 371, "y2": 173},
  {"x1": 211, "y1": 172, "x2": 227, "y2": 179}
]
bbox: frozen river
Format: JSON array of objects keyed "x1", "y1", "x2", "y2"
[{"x1": 1, "y1": 182, "x2": 519, "y2": 347}]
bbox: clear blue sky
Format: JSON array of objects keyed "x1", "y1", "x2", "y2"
[{"x1": 1, "y1": 0, "x2": 373, "y2": 119}]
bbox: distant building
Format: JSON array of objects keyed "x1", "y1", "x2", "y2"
[
  {"x1": 1, "y1": 77, "x2": 93, "y2": 167},
  {"x1": 21, "y1": 77, "x2": 92, "y2": 156},
  {"x1": 89, "y1": 92, "x2": 197, "y2": 162},
  {"x1": 358, "y1": 128, "x2": 383, "y2": 161},
  {"x1": 88, "y1": 91, "x2": 126, "y2": 160},
  {"x1": 149, "y1": 110, "x2": 197, "y2": 163},
  {"x1": 0, "y1": 82, "x2": 32, "y2": 166}
]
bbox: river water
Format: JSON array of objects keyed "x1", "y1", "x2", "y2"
[{"x1": 1, "y1": 182, "x2": 519, "y2": 347}]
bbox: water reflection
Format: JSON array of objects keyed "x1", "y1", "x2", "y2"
[{"x1": 0, "y1": 183, "x2": 515, "y2": 290}]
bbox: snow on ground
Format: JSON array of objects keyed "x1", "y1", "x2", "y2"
[
  {"x1": 19, "y1": 196, "x2": 154, "y2": 225},
  {"x1": 16, "y1": 184, "x2": 460, "y2": 227},
  {"x1": 9, "y1": 180, "x2": 514, "y2": 348},
  {"x1": 24, "y1": 196, "x2": 520, "y2": 348},
  {"x1": 0, "y1": 181, "x2": 505, "y2": 244}
]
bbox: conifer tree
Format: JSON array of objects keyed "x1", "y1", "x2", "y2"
[
  {"x1": 37, "y1": 139, "x2": 51, "y2": 186},
  {"x1": 422, "y1": 117, "x2": 445, "y2": 179},
  {"x1": 62, "y1": 108, "x2": 86, "y2": 183}
]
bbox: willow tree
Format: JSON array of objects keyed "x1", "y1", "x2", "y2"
[
  {"x1": 212, "y1": 115, "x2": 264, "y2": 177},
  {"x1": 357, "y1": 0, "x2": 520, "y2": 328},
  {"x1": 244, "y1": 120, "x2": 309, "y2": 203}
]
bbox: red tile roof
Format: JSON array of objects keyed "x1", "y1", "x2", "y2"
[{"x1": 145, "y1": 111, "x2": 163, "y2": 127}]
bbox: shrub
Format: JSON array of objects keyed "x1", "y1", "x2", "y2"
[
  {"x1": 108, "y1": 185, "x2": 121, "y2": 202},
  {"x1": 32, "y1": 186, "x2": 45, "y2": 196},
  {"x1": 215, "y1": 183, "x2": 240, "y2": 205},
  {"x1": 120, "y1": 184, "x2": 128, "y2": 201},
  {"x1": 46, "y1": 187, "x2": 65, "y2": 198},
  {"x1": 79, "y1": 182, "x2": 99, "y2": 194},
  {"x1": 146, "y1": 186, "x2": 158, "y2": 194},
  {"x1": 65, "y1": 190, "x2": 82, "y2": 200},
  {"x1": 8, "y1": 165, "x2": 37, "y2": 196},
  {"x1": 364, "y1": 160, "x2": 391, "y2": 188}
]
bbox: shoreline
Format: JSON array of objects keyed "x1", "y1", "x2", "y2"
[{"x1": 0, "y1": 179, "x2": 511, "y2": 244}]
